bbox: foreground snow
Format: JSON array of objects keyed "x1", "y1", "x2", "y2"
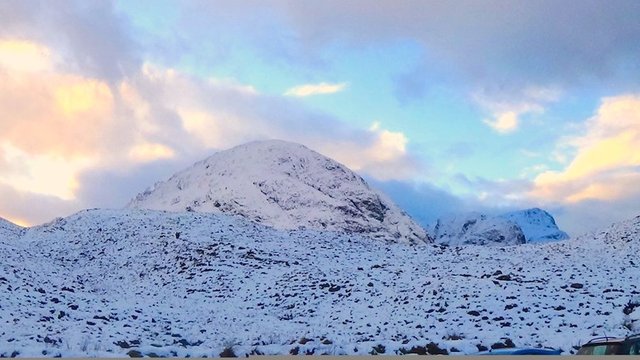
[{"x1": 1, "y1": 209, "x2": 639, "y2": 357}]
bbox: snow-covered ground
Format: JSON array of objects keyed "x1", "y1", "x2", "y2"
[
  {"x1": 0, "y1": 217, "x2": 23, "y2": 241},
  {"x1": 1, "y1": 209, "x2": 639, "y2": 357}
]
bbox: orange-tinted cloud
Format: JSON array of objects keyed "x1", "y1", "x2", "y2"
[
  {"x1": 532, "y1": 94, "x2": 640, "y2": 203},
  {"x1": 0, "y1": 40, "x2": 174, "y2": 206}
]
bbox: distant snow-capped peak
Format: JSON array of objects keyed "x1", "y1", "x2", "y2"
[
  {"x1": 499, "y1": 208, "x2": 569, "y2": 243},
  {"x1": 432, "y1": 208, "x2": 568, "y2": 246},
  {"x1": 432, "y1": 212, "x2": 525, "y2": 246},
  {"x1": 128, "y1": 140, "x2": 430, "y2": 244}
]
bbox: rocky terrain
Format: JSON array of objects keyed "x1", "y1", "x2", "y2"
[
  {"x1": 0, "y1": 210, "x2": 639, "y2": 357},
  {"x1": 128, "y1": 140, "x2": 429, "y2": 245}
]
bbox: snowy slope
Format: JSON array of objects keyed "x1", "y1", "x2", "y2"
[
  {"x1": 0, "y1": 217, "x2": 23, "y2": 241},
  {"x1": 128, "y1": 140, "x2": 429, "y2": 244},
  {"x1": 1, "y1": 209, "x2": 639, "y2": 357},
  {"x1": 432, "y1": 212, "x2": 525, "y2": 246},
  {"x1": 499, "y1": 208, "x2": 569, "y2": 243}
]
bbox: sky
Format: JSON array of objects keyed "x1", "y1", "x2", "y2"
[{"x1": 1, "y1": 0, "x2": 639, "y2": 236}]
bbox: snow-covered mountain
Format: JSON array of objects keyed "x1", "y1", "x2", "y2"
[
  {"x1": 499, "y1": 208, "x2": 569, "y2": 243},
  {"x1": 1, "y1": 209, "x2": 639, "y2": 357},
  {"x1": 432, "y1": 209, "x2": 568, "y2": 246},
  {"x1": 431, "y1": 212, "x2": 526, "y2": 246},
  {"x1": 0, "y1": 217, "x2": 22, "y2": 241},
  {"x1": 128, "y1": 140, "x2": 429, "y2": 244}
]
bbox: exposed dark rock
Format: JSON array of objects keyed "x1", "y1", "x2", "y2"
[{"x1": 426, "y1": 342, "x2": 448, "y2": 355}]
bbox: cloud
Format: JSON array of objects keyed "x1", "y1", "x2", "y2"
[
  {"x1": 318, "y1": 122, "x2": 420, "y2": 181},
  {"x1": 0, "y1": 143, "x2": 92, "y2": 201},
  {"x1": 275, "y1": 1, "x2": 640, "y2": 89},
  {"x1": 514, "y1": 94, "x2": 640, "y2": 235},
  {"x1": 532, "y1": 94, "x2": 640, "y2": 203},
  {"x1": 125, "y1": 64, "x2": 419, "y2": 179},
  {"x1": 549, "y1": 196, "x2": 640, "y2": 237},
  {"x1": 367, "y1": 178, "x2": 466, "y2": 228},
  {"x1": 483, "y1": 112, "x2": 520, "y2": 133},
  {"x1": 0, "y1": 183, "x2": 81, "y2": 226},
  {"x1": 128, "y1": 143, "x2": 176, "y2": 163},
  {"x1": 284, "y1": 82, "x2": 348, "y2": 97},
  {"x1": 474, "y1": 86, "x2": 561, "y2": 133},
  {"x1": 0, "y1": 0, "x2": 139, "y2": 81},
  {"x1": 0, "y1": 40, "x2": 52, "y2": 72},
  {"x1": 168, "y1": 2, "x2": 640, "y2": 109}
]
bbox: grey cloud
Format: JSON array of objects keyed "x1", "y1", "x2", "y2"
[
  {"x1": 0, "y1": 0, "x2": 139, "y2": 81},
  {"x1": 550, "y1": 197, "x2": 640, "y2": 238},
  {"x1": 176, "y1": 1, "x2": 640, "y2": 97},
  {"x1": 0, "y1": 184, "x2": 82, "y2": 226},
  {"x1": 367, "y1": 178, "x2": 466, "y2": 228},
  {"x1": 75, "y1": 157, "x2": 201, "y2": 209},
  {"x1": 7, "y1": 1, "x2": 640, "y2": 95}
]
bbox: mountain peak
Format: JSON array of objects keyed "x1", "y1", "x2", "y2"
[
  {"x1": 128, "y1": 140, "x2": 430, "y2": 244},
  {"x1": 432, "y1": 212, "x2": 526, "y2": 246},
  {"x1": 499, "y1": 208, "x2": 569, "y2": 242}
]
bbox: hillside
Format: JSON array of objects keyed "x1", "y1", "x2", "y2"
[
  {"x1": 128, "y1": 140, "x2": 429, "y2": 244},
  {"x1": 0, "y1": 217, "x2": 23, "y2": 241},
  {"x1": 1, "y1": 209, "x2": 638, "y2": 357}
]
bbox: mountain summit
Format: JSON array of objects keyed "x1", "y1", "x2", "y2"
[
  {"x1": 499, "y1": 208, "x2": 569, "y2": 243},
  {"x1": 128, "y1": 140, "x2": 430, "y2": 244},
  {"x1": 431, "y1": 208, "x2": 569, "y2": 246},
  {"x1": 432, "y1": 212, "x2": 526, "y2": 246}
]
